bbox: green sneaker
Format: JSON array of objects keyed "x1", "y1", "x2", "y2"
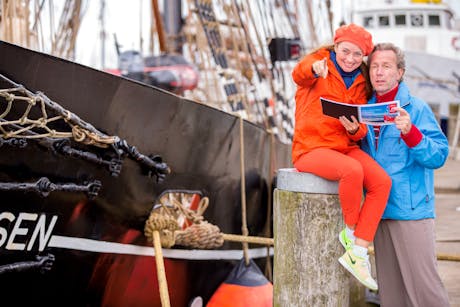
[
  {"x1": 338, "y1": 249, "x2": 378, "y2": 291},
  {"x1": 339, "y1": 228, "x2": 353, "y2": 250}
]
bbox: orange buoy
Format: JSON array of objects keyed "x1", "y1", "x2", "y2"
[{"x1": 207, "y1": 259, "x2": 272, "y2": 307}]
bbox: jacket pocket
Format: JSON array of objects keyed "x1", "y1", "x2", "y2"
[
  {"x1": 378, "y1": 135, "x2": 408, "y2": 173},
  {"x1": 408, "y1": 168, "x2": 432, "y2": 211},
  {"x1": 389, "y1": 172, "x2": 411, "y2": 211}
]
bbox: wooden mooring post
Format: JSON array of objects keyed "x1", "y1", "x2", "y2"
[{"x1": 273, "y1": 168, "x2": 349, "y2": 306}]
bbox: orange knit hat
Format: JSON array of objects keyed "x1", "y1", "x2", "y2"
[{"x1": 333, "y1": 23, "x2": 374, "y2": 56}]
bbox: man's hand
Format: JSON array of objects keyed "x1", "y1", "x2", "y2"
[
  {"x1": 339, "y1": 115, "x2": 360, "y2": 135},
  {"x1": 312, "y1": 57, "x2": 328, "y2": 79},
  {"x1": 392, "y1": 107, "x2": 412, "y2": 135}
]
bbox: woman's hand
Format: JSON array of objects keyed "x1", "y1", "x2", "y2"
[
  {"x1": 312, "y1": 57, "x2": 328, "y2": 79},
  {"x1": 339, "y1": 115, "x2": 360, "y2": 135}
]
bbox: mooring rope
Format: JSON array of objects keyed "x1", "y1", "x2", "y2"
[
  {"x1": 144, "y1": 194, "x2": 274, "y2": 250},
  {"x1": 144, "y1": 194, "x2": 460, "y2": 262},
  {"x1": 367, "y1": 246, "x2": 460, "y2": 262}
]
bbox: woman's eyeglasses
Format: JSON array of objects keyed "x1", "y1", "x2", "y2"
[{"x1": 336, "y1": 47, "x2": 364, "y2": 60}]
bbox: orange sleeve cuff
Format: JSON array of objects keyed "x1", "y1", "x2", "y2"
[
  {"x1": 401, "y1": 124, "x2": 423, "y2": 147},
  {"x1": 347, "y1": 123, "x2": 367, "y2": 141}
]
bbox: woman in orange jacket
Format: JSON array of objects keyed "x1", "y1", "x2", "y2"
[{"x1": 291, "y1": 23, "x2": 391, "y2": 291}]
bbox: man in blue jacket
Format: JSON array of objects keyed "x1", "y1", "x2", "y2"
[{"x1": 362, "y1": 42, "x2": 450, "y2": 307}]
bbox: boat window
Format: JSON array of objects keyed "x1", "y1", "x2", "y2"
[
  {"x1": 378, "y1": 15, "x2": 390, "y2": 27},
  {"x1": 395, "y1": 14, "x2": 406, "y2": 26},
  {"x1": 363, "y1": 16, "x2": 374, "y2": 28},
  {"x1": 428, "y1": 14, "x2": 440, "y2": 26},
  {"x1": 410, "y1": 14, "x2": 424, "y2": 27}
]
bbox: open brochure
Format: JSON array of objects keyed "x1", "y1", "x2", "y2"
[{"x1": 320, "y1": 97, "x2": 400, "y2": 126}]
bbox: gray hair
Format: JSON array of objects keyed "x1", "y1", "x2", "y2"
[{"x1": 368, "y1": 43, "x2": 406, "y2": 81}]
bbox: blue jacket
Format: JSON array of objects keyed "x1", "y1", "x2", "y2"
[{"x1": 361, "y1": 82, "x2": 449, "y2": 220}]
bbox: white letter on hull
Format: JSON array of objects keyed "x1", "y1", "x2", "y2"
[
  {"x1": 28, "y1": 214, "x2": 58, "y2": 252},
  {"x1": 6, "y1": 213, "x2": 38, "y2": 250},
  {"x1": 0, "y1": 212, "x2": 15, "y2": 247}
]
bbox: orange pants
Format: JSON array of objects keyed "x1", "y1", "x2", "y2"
[{"x1": 294, "y1": 148, "x2": 391, "y2": 241}]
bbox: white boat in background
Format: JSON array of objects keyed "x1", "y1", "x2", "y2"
[{"x1": 349, "y1": 0, "x2": 460, "y2": 154}]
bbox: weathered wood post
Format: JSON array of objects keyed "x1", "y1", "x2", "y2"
[{"x1": 273, "y1": 168, "x2": 349, "y2": 306}]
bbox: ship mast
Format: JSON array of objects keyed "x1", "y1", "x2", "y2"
[
  {"x1": 151, "y1": 0, "x2": 168, "y2": 53},
  {"x1": 163, "y1": 0, "x2": 182, "y2": 53}
]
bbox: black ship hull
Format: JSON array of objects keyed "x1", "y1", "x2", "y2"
[{"x1": 0, "y1": 41, "x2": 291, "y2": 305}]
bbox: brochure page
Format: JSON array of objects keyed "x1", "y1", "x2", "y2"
[{"x1": 320, "y1": 97, "x2": 400, "y2": 126}]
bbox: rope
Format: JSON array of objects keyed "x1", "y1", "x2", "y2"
[
  {"x1": 152, "y1": 230, "x2": 170, "y2": 307},
  {"x1": 263, "y1": 129, "x2": 275, "y2": 280},
  {"x1": 142, "y1": 121, "x2": 273, "y2": 267},
  {"x1": 147, "y1": 217, "x2": 274, "y2": 249},
  {"x1": 437, "y1": 253, "x2": 460, "y2": 262},
  {"x1": 368, "y1": 246, "x2": 460, "y2": 262},
  {"x1": 175, "y1": 221, "x2": 224, "y2": 249},
  {"x1": 143, "y1": 210, "x2": 179, "y2": 307},
  {"x1": 0, "y1": 85, "x2": 116, "y2": 147},
  {"x1": 222, "y1": 233, "x2": 274, "y2": 245},
  {"x1": 144, "y1": 194, "x2": 460, "y2": 261},
  {"x1": 239, "y1": 116, "x2": 250, "y2": 265},
  {"x1": 144, "y1": 193, "x2": 274, "y2": 250},
  {"x1": 144, "y1": 212, "x2": 180, "y2": 248}
]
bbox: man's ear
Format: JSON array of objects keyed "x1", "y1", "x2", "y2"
[{"x1": 397, "y1": 68, "x2": 405, "y2": 82}]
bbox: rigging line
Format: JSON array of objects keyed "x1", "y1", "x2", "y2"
[
  {"x1": 267, "y1": 0, "x2": 278, "y2": 37},
  {"x1": 224, "y1": 10, "x2": 253, "y2": 119},
  {"x1": 194, "y1": 0, "x2": 246, "y2": 114},
  {"x1": 248, "y1": 14, "x2": 283, "y2": 124},
  {"x1": 325, "y1": 0, "x2": 334, "y2": 38},
  {"x1": 55, "y1": 0, "x2": 69, "y2": 53},
  {"x1": 190, "y1": 0, "x2": 224, "y2": 109},
  {"x1": 139, "y1": 0, "x2": 143, "y2": 54},
  {"x1": 239, "y1": 116, "x2": 250, "y2": 265},
  {"x1": 242, "y1": 0, "x2": 281, "y2": 136},
  {"x1": 13, "y1": 3, "x2": 29, "y2": 43},
  {"x1": 306, "y1": 0, "x2": 319, "y2": 47},
  {"x1": 223, "y1": 2, "x2": 243, "y2": 77},
  {"x1": 232, "y1": 0, "x2": 261, "y2": 82},
  {"x1": 4, "y1": 1, "x2": 13, "y2": 43},
  {"x1": 243, "y1": 0, "x2": 273, "y2": 80},
  {"x1": 31, "y1": 0, "x2": 46, "y2": 32},
  {"x1": 280, "y1": 0, "x2": 299, "y2": 38},
  {"x1": 66, "y1": 0, "x2": 84, "y2": 59},
  {"x1": 228, "y1": 0, "x2": 267, "y2": 125},
  {"x1": 50, "y1": 0, "x2": 60, "y2": 54},
  {"x1": 36, "y1": 0, "x2": 46, "y2": 51},
  {"x1": 263, "y1": 129, "x2": 276, "y2": 280},
  {"x1": 255, "y1": 0, "x2": 272, "y2": 39}
]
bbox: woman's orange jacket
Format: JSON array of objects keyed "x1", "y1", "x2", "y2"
[{"x1": 291, "y1": 48, "x2": 368, "y2": 164}]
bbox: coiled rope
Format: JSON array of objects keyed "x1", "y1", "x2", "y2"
[{"x1": 144, "y1": 195, "x2": 274, "y2": 249}]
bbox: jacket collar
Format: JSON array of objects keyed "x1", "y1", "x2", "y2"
[
  {"x1": 369, "y1": 81, "x2": 411, "y2": 107},
  {"x1": 322, "y1": 49, "x2": 365, "y2": 88}
]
